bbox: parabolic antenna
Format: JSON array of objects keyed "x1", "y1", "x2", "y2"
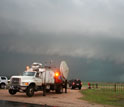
[{"x1": 60, "y1": 61, "x2": 69, "y2": 80}]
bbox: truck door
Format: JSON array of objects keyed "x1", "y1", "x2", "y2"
[{"x1": 35, "y1": 72, "x2": 42, "y2": 86}]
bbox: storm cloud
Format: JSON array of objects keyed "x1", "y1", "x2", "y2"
[{"x1": 0, "y1": 0, "x2": 124, "y2": 82}]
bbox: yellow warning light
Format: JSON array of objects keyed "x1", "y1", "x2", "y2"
[
  {"x1": 55, "y1": 72, "x2": 59, "y2": 77},
  {"x1": 55, "y1": 72, "x2": 59, "y2": 76},
  {"x1": 25, "y1": 82, "x2": 29, "y2": 86}
]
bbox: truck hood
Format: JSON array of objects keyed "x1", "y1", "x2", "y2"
[{"x1": 11, "y1": 76, "x2": 35, "y2": 81}]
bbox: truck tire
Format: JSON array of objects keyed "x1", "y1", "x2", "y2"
[
  {"x1": 71, "y1": 86, "x2": 75, "y2": 89},
  {"x1": 56, "y1": 85, "x2": 63, "y2": 94},
  {"x1": 46, "y1": 89, "x2": 50, "y2": 93},
  {"x1": 46, "y1": 85, "x2": 50, "y2": 93},
  {"x1": 9, "y1": 89, "x2": 17, "y2": 95},
  {"x1": 43, "y1": 85, "x2": 46, "y2": 96},
  {"x1": 79, "y1": 86, "x2": 81, "y2": 90},
  {"x1": 26, "y1": 86, "x2": 34, "y2": 97},
  {"x1": 0, "y1": 83, "x2": 6, "y2": 89}
]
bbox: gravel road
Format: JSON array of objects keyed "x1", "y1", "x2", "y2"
[{"x1": 0, "y1": 89, "x2": 111, "y2": 107}]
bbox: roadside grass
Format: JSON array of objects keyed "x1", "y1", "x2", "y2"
[{"x1": 80, "y1": 89, "x2": 124, "y2": 107}]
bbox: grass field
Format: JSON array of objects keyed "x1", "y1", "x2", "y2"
[{"x1": 80, "y1": 89, "x2": 124, "y2": 107}]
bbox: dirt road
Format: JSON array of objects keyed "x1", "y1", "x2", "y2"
[{"x1": 0, "y1": 89, "x2": 108, "y2": 107}]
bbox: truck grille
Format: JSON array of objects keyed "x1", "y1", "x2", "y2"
[{"x1": 11, "y1": 78, "x2": 20, "y2": 85}]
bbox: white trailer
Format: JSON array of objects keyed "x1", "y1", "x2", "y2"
[{"x1": 9, "y1": 61, "x2": 69, "y2": 97}]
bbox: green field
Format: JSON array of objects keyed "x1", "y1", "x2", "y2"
[{"x1": 80, "y1": 89, "x2": 124, "y2": 107}]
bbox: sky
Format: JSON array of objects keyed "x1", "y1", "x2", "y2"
[{"x1": 0, "y1": 0, "x2": 124, "y2": 82}]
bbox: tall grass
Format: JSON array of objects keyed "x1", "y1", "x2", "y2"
[{"x1": 81, "y1": 89, "x2": 124, "y2": 106}]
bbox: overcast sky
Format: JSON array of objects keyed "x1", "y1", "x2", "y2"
[{"x1": 1, "y1": 0, "x2": 124, "y2": 82}]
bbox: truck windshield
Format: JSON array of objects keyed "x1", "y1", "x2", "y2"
[{"x1": 23, "y1": 72, "x2": 35, "y2": 76}]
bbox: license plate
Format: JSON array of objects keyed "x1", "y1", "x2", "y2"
[{"x1": 21, "y1": 87, "x2": 26, "y2": 90}]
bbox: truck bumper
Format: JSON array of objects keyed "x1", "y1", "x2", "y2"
[{"x1": 9, "y1": 85, "x2": 27, "y2": 91}]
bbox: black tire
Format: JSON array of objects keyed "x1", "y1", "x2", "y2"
[
  {"x1": 46, "y1": 89, "x2": 50, "y2": 93},
  {"x1": 9, "y1": 89, "x2": 17, "y2": 95},
  {"x1": 79, "y1": 86, "x2": 81, "y2": 90},
  {"x1": 43, "y1": 85, "x2": 46, "y2": 96},
  {"x1": 71, "y1": 86, "x2": 75, "y2": 89},
  {"x1": 0, "y1": 83, "x2": 6, "y2": 89},
  {"x1": 26, "y1": 86, "x2": 34, "y2": 97},
  {"x1": 56, "y1": 85, "x2": 63, "y2": 94}
]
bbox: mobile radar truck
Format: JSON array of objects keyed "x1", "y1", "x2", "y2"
[{"x1": 8, "y1": 61, "x2": 69, "y2": 97}]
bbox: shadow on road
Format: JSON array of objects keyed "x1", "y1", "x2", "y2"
[{"x1": 0, "y1": 100, "x2": 54, "y2": 107}]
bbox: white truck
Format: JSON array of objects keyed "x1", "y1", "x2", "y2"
[
  {"x1": 0, "y1": 76, "x2": 8, "y2": 89},
  {"x1": 8, "y1": 61, "x2": 69, "y2": 97}
]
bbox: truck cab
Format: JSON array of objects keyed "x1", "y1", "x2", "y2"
[{"x1": 9, "y1": 70, "x2": 44, "y2": 96}]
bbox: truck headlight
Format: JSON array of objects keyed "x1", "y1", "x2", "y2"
[{"x1": 22, "y1": 82, "x2": 29, "y2": 86}]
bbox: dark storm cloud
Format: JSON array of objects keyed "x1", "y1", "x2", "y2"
[
  {"x1": 0, "y1": 0, "x2": 124, "y2": 81},
  {"x1": 1, "y1": 33, "x2": 124, "y2": 64}
]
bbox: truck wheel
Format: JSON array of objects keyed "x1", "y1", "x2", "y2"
[
  {"x1": 46, "y1": 89, "x2": 50, "y2": 93},
  {"x1": 43, "y1": 85, "x2": 46, "y2": 96},
  {"x1": 9, "y1": 89, "x2": 17, "y2": 95},
  {"x1": 0, "y1": 83, "x2": 6, "y2": 89},
  {"x1": 71, "y1": 86, "x2": 74, "y2": 89},
  {"x1": 56, "y1": 85, "x2": 62, "y2": 94},
  {"x1": 26, "y1": 86, "x2": 34, "y2": 97},
  {"x1": 79, "y1": 87, "x2": 81, "y2": 90}
]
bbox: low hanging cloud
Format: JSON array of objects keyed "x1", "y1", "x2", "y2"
[{"x1": 1, "y1": 33, "x2": 124, "y2": 65}]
